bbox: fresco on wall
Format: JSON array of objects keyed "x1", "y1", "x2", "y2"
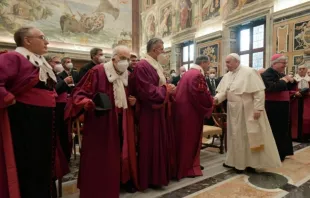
[
  {"x1": 293, "y1": 54, "x2": 304, "y2": 67},
  {"x1": 232, "y1": 0, "x2": 257, "y2": 10},
  {"x1": 0, "y1": 0, "x2": 132, "y2": 49},
  {"x1": 201, "y1": 0, "x2": 220, "y2": 22},
  {"x1": 198, "y1": 42, "x2": 220, "y2": 68},
  {"x1": 159, "y1": 4, "x2": 172, "y2": 37},
  {"x1": 294, "y1": 20, "x2": 310, "y2": 51},
  {"x1": 144, "y1": 14, "x2": 156, "y2": 43},
  {"x1": 176, "y1": 0, "x2": 192, "y2": 31}
]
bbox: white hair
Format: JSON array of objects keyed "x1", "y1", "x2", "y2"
[
  {"x1": 227, "y1": 53, "x2": 240, "y2": 61},
  {"x1": 112, "y1": 45, "x2": 130, "y2": 57},
  {"x1": 271, "y1": 56, "x2": 287, "y2": 66}
]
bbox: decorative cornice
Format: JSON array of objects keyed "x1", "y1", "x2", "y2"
[
  {"x1": 195, "y1": 30, "x2": 222, "y2": 44},
  {"x1": 273, "y1": 2, "x2": 310, "y2": 23},
  {"x1": 224, "y1": 1, "x2": 273, "y2": 28},
  {"x1": 171, "y1": 28, "x2": 197, "y2": 44}
]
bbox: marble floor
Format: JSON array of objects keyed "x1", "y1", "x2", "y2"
[{"x1": 62, "y1": 142, "x2": 310, "y2": 198}]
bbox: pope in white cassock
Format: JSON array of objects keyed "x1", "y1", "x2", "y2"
[{"x1": 214, "y1": 53, "x2": 281, "y2": 173}]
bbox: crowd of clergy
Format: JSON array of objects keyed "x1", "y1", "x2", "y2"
[{"x1": 0, "y1": 26, "x2": 309, "y2": 198}]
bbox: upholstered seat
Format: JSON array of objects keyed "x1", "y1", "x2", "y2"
[{"x1": 202, "y1": 125, "x2": 222, "y2": 137}]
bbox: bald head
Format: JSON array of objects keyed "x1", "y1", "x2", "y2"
[{"x1": 226, "y1": 53, "x2": 240, "y2": 71}]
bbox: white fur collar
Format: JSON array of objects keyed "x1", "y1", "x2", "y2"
[
  {"x1": 104, "y1": 61, "x2": 128, "y2": 109},
  {"x1": 141, "y1": 54, "x2": 167, "y2": 86},
  {"x1": 191, "y1": 64, "x2": 205, "y2": 76},
  {"x1": 294, "y1": 74, "x2": 310, "y2": 82},
  {"x1": 15, "y1": 47, "x2": 56, "y2": 83}
]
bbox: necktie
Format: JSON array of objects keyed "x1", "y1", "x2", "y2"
[{"x1": 211, "y1": 79, "x2": 216, "y2": 95}]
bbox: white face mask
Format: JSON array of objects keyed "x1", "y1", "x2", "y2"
[
  {"x1": 171, "y1": 73, "x2": 177, "y2": 77},
  {"x1": 99, "y1": 55, "x2": 105, "y2": 63},
  {"x1": 66, "y1": 62, "x2": 73, "y2": 69},
  {"x1": 157, "y1": 53, "x2": 169, "y2": 65},
  {"x1": 54, "y1": 64, "x2": 64, "y2": 73},
  {"x1": 116, "y1": 60, "x2": 129, "y2": 73},
  {"x1": 209, "y1": 74, "x2": 216, "y2": 79}
]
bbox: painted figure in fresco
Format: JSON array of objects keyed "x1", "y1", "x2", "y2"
[
  {"x1": 60, "y1": 0, "x2": 119, "y2": 34},
  {"x1": 146, "y1": 15, "x2": 156, "y2": 42},
  {"x1": 160, "y1": 7, "x2": 171, "y2": 37},
  {"x1": 202, "y1": 0, "x2": 215, "y2": 17},
  {"x1": 180, "y1": 0, "x2": 189, "y2": 29}
]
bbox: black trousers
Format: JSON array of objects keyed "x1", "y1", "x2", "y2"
[
  {"x1": 8, "y1": 102, "x2": 54, "y2": 198},
  {"x1": 55, "y1": 102, "x2": 70, "y2": 162}
]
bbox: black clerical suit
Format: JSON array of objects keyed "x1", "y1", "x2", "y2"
[
  {"x1": 206, "y1": 77, "x2": 220, "y2": 96},
  {"x1": 261, "y1": 67, "x2": 296, "y2": 161},
  {"x1": 76, "y1": 61, "x2": 97, "y2": 83},
  {"x1": 55, "y1": 70, "x2": 79, "y2": 161}
]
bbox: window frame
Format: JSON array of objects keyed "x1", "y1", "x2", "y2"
[
  {"x1": 181, "y1": 41, "x2": 194, "y2": 70},
  {"x1": 237, "y1": 20, "x2": 266, "y2": 69}
]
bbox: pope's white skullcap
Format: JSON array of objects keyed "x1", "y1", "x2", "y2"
[{"x1": 228, "y1": 53, "x2": 240, "y2": 61}]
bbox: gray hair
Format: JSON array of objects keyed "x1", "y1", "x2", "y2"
[
  {"x1": 14, "y1": 26, "x2": 35, "y2": 47},
  {"x1": 147, "y1": 38, "x2": 163, "y2": 53},
  {"x1": 112, "y1": 45, "x2": 130, "y2": 57},
  {"x1": 195, "y1": 55, "x2": 209, "y2": 65},
  {"x1": 90, "y1": 47, "x2": 102, "y2": 59},
  {"x1": 44, "y1": 55, "x2": 59, "y2": 62},
  {"x1": 61, "y1": 57, "x2": 71, "y2": 65}
]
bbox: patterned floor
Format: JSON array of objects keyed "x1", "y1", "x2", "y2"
[{"x1": 61, "y1": 142, "x2": 310, "y2": 198}]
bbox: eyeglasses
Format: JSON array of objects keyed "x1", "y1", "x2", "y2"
[{"x1": 27, "y1": 35, "x2": 48, "y2": 41}]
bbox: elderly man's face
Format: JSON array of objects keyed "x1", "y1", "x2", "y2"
[
  {"x1": 307, "y1": 69, "x2": 310, "y2": 76},
  {"x1": 298, "y1": 67, "x2": 307, "y2": 77},
  {"x1": 225, "y1": 56, "x2": 239, "y2": 71},
  {"x1": 24, "y1": 28, "x2": 49, "y2": 55}
]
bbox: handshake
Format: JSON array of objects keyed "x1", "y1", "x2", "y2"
[{"x1": 167, "y1": 84, "x2": 176, "y2": 94}]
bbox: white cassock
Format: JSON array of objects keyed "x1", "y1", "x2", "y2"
[{"x1": 215, "y1": 66, "x2": 281, "y2": 170}]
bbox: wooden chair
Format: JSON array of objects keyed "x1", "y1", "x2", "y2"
[
  {"x1": 71, "y1": 115, "x2": 84, "y2": 159},
  {"x1": 201, "y1": 104, "x2": 227, "y2": 154}
]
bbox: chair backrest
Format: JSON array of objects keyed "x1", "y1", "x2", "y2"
[{"x1": 212, "y1": 113, "x2": 227, "y2": 129}]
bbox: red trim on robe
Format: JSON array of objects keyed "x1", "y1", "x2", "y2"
[
  {"x1": 0, "y1": 109, "x2": 21, "y2": 198},
  {"x1": 15, "y1": 88, "x2": 57, "y2": 107},
  {"x1": 265, "y1": 91, "x2": 290, "y2": 101}
]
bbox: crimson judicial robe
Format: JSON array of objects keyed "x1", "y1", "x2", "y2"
[
  {"x1": 134, "y1": 60, "x2": 171, "y2": 190},
  {"x1": 290, "y1": 83, "x2": 310, "y2": 141},
  {"x1": 121, "y1": 71, "x2": 139, "y2": 190},
  {"x1": 64, "y1": 65, "x2": 120, "y2": 198},
  {"x1": 0, "y1": 51, "x2": 57, "y2": 198},
  {"x1": 174, "y1": 68, "x2": 213, "y2": 179}
]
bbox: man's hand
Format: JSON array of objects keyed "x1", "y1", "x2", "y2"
[
  {"x1": 167, "y1": 84, "x2": 176, "y2": 94},
  {"x1": 64, "y1": 76, "x2": 73, "y2": 84},
  {"x1": 9, "y1": 99, "x2": 16, "y2": 106},
  {"x1": 84, "y1": 99, "x2": 95, "y2": 111},
  {"x1": 284, "y1": 75, "x2": 294, "y2": 83},
  {"x1": 295, "y1": 92, "x2": 302, "y2": 97},
  {"x1": 128, "y1": 95, "x2": 136, "y2": 106},
  {"x1": 253, "y1": 110, "x2": 261, "y2": 120},
  {"x1": 213, "y1": 97, "x2": 219, "y2": 106}
]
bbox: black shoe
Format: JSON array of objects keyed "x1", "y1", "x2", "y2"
[
  {"x1": 223, "y1": 163, "x2": 233, "y2": 168},
  {"x1": 200, "y1": 165, "x2": 204, "y2": 170},
  {"x1": 235, "y1": 169, "x2": 244, "y2": 174},
  {"x1": 246, "y1": 167, "x2": 256, "y2": 173}
]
